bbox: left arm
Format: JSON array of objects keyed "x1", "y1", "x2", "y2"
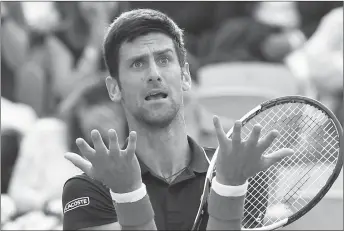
[
  {"x1": 207, "y1": 195, "x2": 244, "y2": 230},
  {"x1": 206, "y1": 117, "x2": 294, "y2": 230},
  {"x1": 207, "y1": 217, "x2": 241, "y2": 231},
  {"x1": 207, "y1": 216, "x2": 241, "y2": 230}
]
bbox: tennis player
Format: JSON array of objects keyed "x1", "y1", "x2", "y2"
[{"x1": 63, "y1": 9, "x2": 293, "y2": 230}]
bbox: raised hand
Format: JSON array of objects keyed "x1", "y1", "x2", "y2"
[
  {"x1": 213, "y1": 116, "x2": 294, "y2": 186},
  {"x1": 65, "y1": 129, "x2": 142, "y2": 193}
]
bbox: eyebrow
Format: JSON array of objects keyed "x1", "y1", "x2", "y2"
[{"x1": 127, "y1": 48, "x2": 174, "y2": 63}]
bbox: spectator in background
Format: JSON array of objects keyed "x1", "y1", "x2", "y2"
[
  {"x1": 42, "y1": 2, "x2": 111, "y2": 106},
  {"x1": 297, "y1": 1, "x2": 343, "y2": 38},
  {"x1": 3, "y1": 116, "x2": 74, "y2": 229},
  {"x1": 285, "y1": 7, "x2": 343, "y2": 124},
  {"x1": 202, "y1": 1, "x2": 341, "y2": 65},
  {"x1": 126, "y1": 2, "x2": 340, "y2": 70},
  {"x1": 251, "y1": 1, "x2": 306, "y2": 62},
  {"x1": 1, "y1": 98, "x2": 37, "y2": 194},
  {"x1": 7, "y1": 118, "x2": 80, "y2": 214},
  {"x1": 9, "y1": 2, "x2": 126, "y2": 117},
  {"x1": 252, "y1": 1, "x2": 342, "y2": 63},
  {"x1": 3, "y1": 76, "x2": 128, "y2": 230},
  {"x1": 1, "y1": 194, "x2": 17, "y2": 225},
  {"x1": 17, "y1": 2, "x2": 124, "y2": 116},
  {"x1": 1, "y1": 2, "x2": 38, "y2": 194},
  {"x1": 1, "y1": 129, "x2": 20, "y2": 194},
  {"x1": 58, "y1": 79, "x2": 129, "y2": 153},
  {"x1": 1, "y1": 2, "x2": 29, "y2": 102}
]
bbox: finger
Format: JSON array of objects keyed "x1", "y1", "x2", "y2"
[
  {"x1": 247, "y1": 124, "x2": 263, "y2": 147},
  {"x1": 108, "y1": 129, "x2": 120, "y2": 160},
  {"x1": 262, "y1": 148, "x2": 294, "y2": 170},
  {"x1": 76, "y1": 138, "x2": 96, "y2": 161},
  {"x1": 231, "y1": 121, "x2": 242, "y2": 147},
  {"x1": 126, "y1": 131, "x2": 137, "y2": 159},
  {"x1": 91, "y1": 129, "x2": 108, "y2": 155},
  {"x1": 257, "y1": 130, "x2": 280, "y2": 152},
  {"x1": 65, "y1": 152, "x2": 93, "y2": 176},
  {"x1": 213, "y1": 115, "x2": 227, "y2": 145}
]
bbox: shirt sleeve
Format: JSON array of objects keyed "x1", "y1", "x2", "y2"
[{"x1": 62, "y1": 175, "x2": 117, "y2": 230}]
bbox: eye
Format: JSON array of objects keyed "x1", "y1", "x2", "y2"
[
  {"x1": 158, "y1": 56, "x2": 170, "y2": 65},
  {"x1": 132, "y1": 60, "x2": 144, "y2": 69}
]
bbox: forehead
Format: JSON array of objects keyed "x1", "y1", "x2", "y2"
[{"x1": 118, "y1": 32, "x2": 176, "y2": 61}]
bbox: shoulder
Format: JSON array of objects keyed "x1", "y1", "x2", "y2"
[
  {"x1": 64, "y1": 173, "x2": 103, "y2": 187},
  {"x1": 63, "y1": 173, "x2": 111, "y2": 203},
  {"x1": 62, "y1": 174, "x2": 117, "y2": 230}
]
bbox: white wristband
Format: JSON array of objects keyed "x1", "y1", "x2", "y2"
[
  {"x1": 110, "y1": 183, "x2": 147, "y2": 203},
  {"x1": 211, "y1": 177, "x2": 248, "y2": 197}
]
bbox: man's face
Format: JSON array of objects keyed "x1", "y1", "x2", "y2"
[{"x1": 109, "y1": 32, "x2": 191, "y2": 128}]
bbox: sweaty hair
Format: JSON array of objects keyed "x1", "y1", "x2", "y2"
[{"x1": 103, "y1": 9, "x2": 187, "y2": 82}]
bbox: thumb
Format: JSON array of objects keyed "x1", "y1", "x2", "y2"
[
  {"x1": 262, "y1": 148, "x2": 294, "y2": 170},
  {"x1": 65, "y1": 152, "x2": 93, "y2": 176}
]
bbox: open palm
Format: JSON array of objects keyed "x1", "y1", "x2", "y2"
[
  {"x1": 65, "y1": 129, "x2": 142, "y2": 193},
  {"x1": 213, "y1": 116, "x2": 294, "y2": 186}
]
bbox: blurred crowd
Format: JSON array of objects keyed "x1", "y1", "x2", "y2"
[{"x1": 1, "y1": 1, "x2": 343, "y2": 230}]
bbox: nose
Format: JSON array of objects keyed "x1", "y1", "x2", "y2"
[{"x1": 147, "y1": 62, "x2": 162, "y2": 83}]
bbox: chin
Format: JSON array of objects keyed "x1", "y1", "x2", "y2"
[{"x1": 138, "y1": 104, "x2": 180, "y2": 128}]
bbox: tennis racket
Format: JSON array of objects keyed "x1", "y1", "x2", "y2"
[{"x1": 192, "y1": 95, "x2": 343, "y2": 230}]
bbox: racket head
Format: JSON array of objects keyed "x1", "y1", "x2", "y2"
[{"x1": 194, "y1": 95, "x2": 343, "y2": 230}]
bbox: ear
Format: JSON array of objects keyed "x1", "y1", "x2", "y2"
[
  {"x1": 181, "y1": 62, "x2": 192, "y2": 92},
  {"x1": 105, "y1": 76, "x2": 121, "y2": 102}
]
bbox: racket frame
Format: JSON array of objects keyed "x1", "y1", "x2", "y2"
[{"x1": 192, "y1": 95, "x2": 343, "y2": 230}]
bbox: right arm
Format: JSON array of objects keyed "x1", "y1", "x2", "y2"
[
  {"x1": 62, "y1": 176, "x2": 157, "y2": 230},
  {"x1": 80, "y1": 221, "x2": 156, "y2": 230},
  {"x1": 62, "y1": 176, "x2": 118, "y2": 230},
  {"x1": 63, "y1": 129, "x2": 157, "y2": 230}
]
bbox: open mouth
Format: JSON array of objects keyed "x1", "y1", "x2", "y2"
[{"x1": 145, "y1": 92, "x2": 168, "y2": 101}]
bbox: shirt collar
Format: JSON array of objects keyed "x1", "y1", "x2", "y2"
[
  {"x1": 187, "y1": 136, "x2": 210, "y2": 173},
  {"x1": 122, "y1": 136, "x2": 210, "y2": 175}
]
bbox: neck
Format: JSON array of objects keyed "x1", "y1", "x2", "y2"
[{"x1": 127, "y1": 111, "x2": 190, "y2": 180}]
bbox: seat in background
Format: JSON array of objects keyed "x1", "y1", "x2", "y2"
[
  {"x1": 198, "y1": 62, "x2": 301, "y2": 97},
  {"x1": 196, "y1": 62, "x2": 302, "y2": 120}
]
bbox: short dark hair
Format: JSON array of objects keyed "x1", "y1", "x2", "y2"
[{"x1": 103, "y1": 9, "x2": 187, "y2": 81}]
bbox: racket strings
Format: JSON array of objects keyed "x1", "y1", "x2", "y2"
[{"x1": 240, "y1": 103, "x2": 340, "y2": 228}]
